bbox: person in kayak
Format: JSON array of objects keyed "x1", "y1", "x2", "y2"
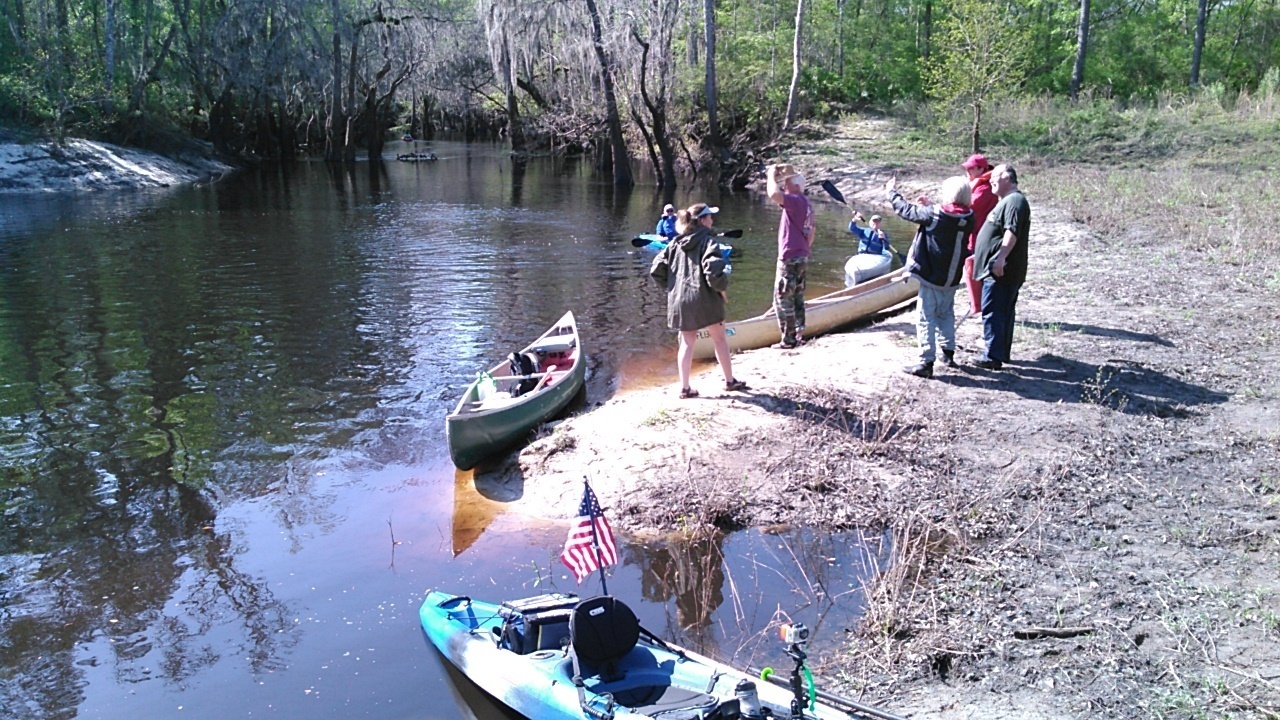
[
  {"x1": 848, "y1": 211, "x2": 891, "y2": 256},
  {"x1": 887, "y1": 175, "x2": 974, "y2": 378},
  {"x1": 649, "y1": 204, "x2": 749, "y2": 398},
  {"x1": 654, "y1": 203, "x2": 678, "y2": 239}
]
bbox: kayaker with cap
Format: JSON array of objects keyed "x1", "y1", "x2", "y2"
[
  {"x1": 649, "y1": 203, "x2": 749, "y2": 399},
  {"x1": 848, "y1": 211, "x2": 891, "y2": 256},
  {"x1": 654, "y1": 203, "x2": 678, "y2": 239}
]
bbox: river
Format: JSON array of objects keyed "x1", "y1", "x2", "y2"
[{"x1": 0, "y1": 141, "x2": 907, "y2": 719}]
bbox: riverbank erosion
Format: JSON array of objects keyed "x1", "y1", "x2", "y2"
[
  {"x1": 474, "y1": 116, "x2": 1280, "y2": 718},
  {"x1": 0, "y1": 136, "x2": 231, "y2": 193}
]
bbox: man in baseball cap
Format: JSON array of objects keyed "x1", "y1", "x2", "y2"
[{"x1": 960, "y1": 153, "x2": 998, "y2": 317}]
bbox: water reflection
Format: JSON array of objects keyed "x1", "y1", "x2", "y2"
[{"x1": 1, "y1": 144, "x2": 904, "y2": 719}]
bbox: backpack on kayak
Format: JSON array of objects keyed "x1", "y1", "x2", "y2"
[{"x1": 508, "y1": 351, "x2": 540, "y2": 397}]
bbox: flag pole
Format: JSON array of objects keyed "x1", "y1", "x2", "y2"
[{"x1": 584, "y1": 477, "x2": 610, "y2": 596}]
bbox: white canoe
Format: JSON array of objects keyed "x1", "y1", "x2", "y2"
[
  {"x1": 692, "y1": 268, "x2": 919, "y2": 359},
  {"x1": 844, "y1": 249, "x2": 894, "y2": 286}
]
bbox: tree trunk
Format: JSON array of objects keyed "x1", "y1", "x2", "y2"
[
  {"x1": 1191, "y1": 0, "x2": 1209, "y2": 87},
  {"x1": 1069, "y1": 0, "x2": 1090, "y2": 100},
  {"x1": 584, "y1": 0, "x2": 634, "y2": 186},
  {"x1": 327, "y1": 0, "x2": 345, "y2": 162},
  {"x1": 837, "y1": 0, "x2": 845, "y2": 78},
  {"x1": 500, "y1": 34, "x2": 525, "y2": 151},
  {"x1": 971, "y1": 101, "x2": 981, "y2": 153},
  {"x1": 783, "y1": 0, "x2": 806, "y2": 131},
  {"x1": 704, "y1": 0, "x2": 723, "y2": 158},
  {"x1": 921, "y1": 0, "x2": 932, "y2": 61},
  {"x1": 104, "y1": 0, "x2": 116, "y2": 94},
  {"x1": 632, "y1": 25, "x2": 678, "y2": 188}
]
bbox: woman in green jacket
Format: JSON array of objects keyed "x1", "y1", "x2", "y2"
[{"x1": 649, "y1": 204, "x2": 749, "y2": 398}]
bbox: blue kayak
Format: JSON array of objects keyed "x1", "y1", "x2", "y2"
[
  {"x1": 633, "y1": 234, "x2": 737, "y2": 261},
  {"x1": 420, "y1": 590, "x2": 863, "y2": 720}
]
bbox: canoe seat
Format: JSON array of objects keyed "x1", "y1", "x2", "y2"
[{"x1": 527, "y1": 335, "x2": 576, "y2": 354}]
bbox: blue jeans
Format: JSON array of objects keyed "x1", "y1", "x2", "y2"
[{"x1": 981, "y1": 279, "x2": 1022, "y2": 363}]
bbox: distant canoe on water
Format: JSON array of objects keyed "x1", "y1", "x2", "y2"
[
  {"x1": 397, "y1": 151, "x2": 437, "y2": 161},
  {"x1": 691, "y1": 268, "x2": 919, "y2": 359},
  {"x1": 844, "y1": 248, "x2": 894, "y2": 286},
  {"x1": 446, "y1": 311, "x2": 585, "y2": 470}
]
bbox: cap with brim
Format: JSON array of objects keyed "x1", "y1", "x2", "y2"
[
  {"x1": 962, "y1": 153, "x2": 990, "y2": 170},
  {"x1": 694, "y1": 206, "x2": 719, "y2": 219},
  {"x1": 869, "y1": 214, "x2": 882, "y2": 222},
  {"x1": 663, "y1": 204, "x2": 675, "y2": 212}
]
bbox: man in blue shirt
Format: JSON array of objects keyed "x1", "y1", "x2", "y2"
[
  {"x1": 654, "y1": 204, "x2": 678, "y2": 239},
  {"x1": 848, "y1": 211, "x2": 890, "y2": 256}
]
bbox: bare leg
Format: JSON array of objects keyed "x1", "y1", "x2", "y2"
[
  {"x1": 705, "y1": 323, "x2": 735, "y2": 382},
  {"x1": 677, "y1": 330, "x2": 698, "y2": 390}
]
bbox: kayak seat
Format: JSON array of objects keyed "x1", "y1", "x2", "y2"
[
  {"x1": 609, "y1": 685, "x2": 719, "y2": 718},
  {"x1": 570, "y1": 596, "x2": 641, "y2": 681}
]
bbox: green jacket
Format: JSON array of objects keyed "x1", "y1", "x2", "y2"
[{"x1": 649, "y1": 226, "x2": 731, "y2": 331}]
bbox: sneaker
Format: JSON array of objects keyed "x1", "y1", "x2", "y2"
[
  {"x1": 904, "y1": 362, "x2": 934, "y2": 378},
  {"x1": 973, "y1": 357, "x2": 1003, "y2": 370},
  {"x1": 942, "y1": 349, "x2": 958, "y2": 368},
  {"x1": 724, "y1": 378, "x2": 749, "y2": 392}
]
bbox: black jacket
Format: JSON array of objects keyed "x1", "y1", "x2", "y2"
[{"x1": 889, "y1": 190, "x2": 973, "y2": 289}]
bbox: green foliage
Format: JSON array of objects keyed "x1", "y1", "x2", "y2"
[{"x1": 924, "y1": 0, "x2": 1032, "y2": 146}]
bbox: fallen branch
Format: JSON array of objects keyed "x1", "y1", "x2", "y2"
[{"x1": 1013, "y1": 626, "x2": 1096, "y2": 640}]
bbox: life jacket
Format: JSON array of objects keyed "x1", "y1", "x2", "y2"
[{"x1": 508, "y1": 351, "x2": 540, "y2": 396}]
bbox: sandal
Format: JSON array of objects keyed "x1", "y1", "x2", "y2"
[
  {"x1": 724, "y1": 379, "x2": 749, "y2": 392},
  {"x1": 679, "y1": 387, "x2": 699, "y2": 399}
]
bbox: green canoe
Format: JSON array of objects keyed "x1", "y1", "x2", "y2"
[{"x1": 446, "y1": 311, "x2": 585, "y2": 470}]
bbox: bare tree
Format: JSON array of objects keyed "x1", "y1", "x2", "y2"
[
  {"x1": 1191, "y1": 0, "x2": 1210, "y2": 87},
  {"x1": 584, "y1": 0, "x2": 634, "y2": 186},
  {"x1": 783, "y1": 0, "x2": 806, "y2": 131},
  {"x1": 1069, "y1": 0, "x2": 1090, "y2": 100},
  {"x1": 704, "y1": 0, "x2": 724, "y2": 159}
]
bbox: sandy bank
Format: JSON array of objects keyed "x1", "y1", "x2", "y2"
[{"x1": 0, "y1": 137, "x2": 231, "y2": 193}]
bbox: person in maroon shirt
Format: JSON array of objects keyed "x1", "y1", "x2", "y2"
[{"x1": 766, "y1": 163, "x2": 815, "y2": 349}]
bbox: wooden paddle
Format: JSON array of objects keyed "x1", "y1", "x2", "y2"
[
  {"x1": 820, "y1": 180, "x2": 907, "y2": 264},
  {"x1": 630, "y1": 229, "x2": 744, "y2": 247}
]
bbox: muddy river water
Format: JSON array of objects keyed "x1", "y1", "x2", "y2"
[{"x1": 0, "y1": 142, "x2": 910, "y2": 719}]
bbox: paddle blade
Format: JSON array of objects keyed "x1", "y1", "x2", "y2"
[
  {"x1": 820, "y1": 180, "x2": 847, "y2": 205},
  {"x1": 631, "y1": 237, "x2": 650, "y2": 247},
  {"x1": 718, "y1": 229, "x2": 744, "y2": 239}
]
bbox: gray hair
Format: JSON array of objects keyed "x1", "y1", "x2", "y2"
[{"x1": 939, "y1": 176, "x2": 972, "y2": 207}]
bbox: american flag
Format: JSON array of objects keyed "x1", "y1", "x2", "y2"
[{"x1": 560, "y1": 482, "x2": 618, "y2": 584}]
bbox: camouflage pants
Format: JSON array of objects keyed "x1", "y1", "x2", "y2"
[{"x1": 773, "y1": 257, "x2": 808, "y2": 344}]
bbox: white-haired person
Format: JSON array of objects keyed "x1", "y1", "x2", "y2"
[
  {"x1": 886, "y1": 175, "x2": 974, "y2": 378},
  {"x1": 766, "y1": 163, "x2": 815, "y2": 349}
]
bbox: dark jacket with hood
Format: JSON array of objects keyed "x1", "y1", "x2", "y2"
[
  {"x1": 889, "y1": 189, "x2": 973, "y2": 289},
  {"x1": 649, "y1": 225, "x2": 731, "y2": 331}
]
